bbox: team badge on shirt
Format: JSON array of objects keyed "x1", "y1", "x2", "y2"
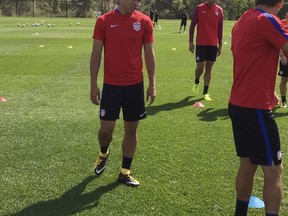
[
  {"x1": 133, "y1": 22, "x2": 141, "y2": 31},
  {"x1": 215, "y1": 10, "x2": 220, "y2": 16}
]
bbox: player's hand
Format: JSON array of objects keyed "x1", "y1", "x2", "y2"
[
  {"x1": 90, "y1": 85, "x2": 101, "y2": 105},
  {"x1": 146, "y1": 85, "x2": 156, "y2": 105},
  {"x1": 217, "y1": 45, "x2": 222, "y2": 56},
  {"x1": 272, "y1": 91, "x2": 280, "y2": 109},
  {"x1": 189, "y1": 42, "x2": 195, "y2": 53}
]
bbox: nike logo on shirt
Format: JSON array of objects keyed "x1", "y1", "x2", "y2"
[{"x1": 110, "y1": 24, "x2": 119, "y2": 28}]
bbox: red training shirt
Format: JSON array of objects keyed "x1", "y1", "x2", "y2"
[
  {"x1": 93, "y1": 9, "x2": 154, "y2": 86},
  {"x1": 189, "y1": 3, "x2": 223, "y2": 46},
  {"x1": 230, "y1": 8, "x2": 288, "y2": 110}
]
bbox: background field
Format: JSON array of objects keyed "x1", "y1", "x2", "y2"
[{"x1": 0, "y1": 17, "x2": 288, "y2": 216}]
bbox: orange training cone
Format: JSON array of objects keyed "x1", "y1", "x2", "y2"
[
  {"x1": 0, "y1": 97, "x2": 6, "y2": 102},
  {"x1": 192, "y1": 102, "x2": 204, "y2": 108}
]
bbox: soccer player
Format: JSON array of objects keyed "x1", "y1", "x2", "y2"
[
  {"x1": 153, "y1": 10, "x2": 159, "y2": 27},
  {"x1": 179, "y1": 9, "x2": 189, "y2": 33},
  {"x1": 90, "y1": 0, "x2": 156, "y2": 186},
  {"x1": 189, "y1": 0, "x2": 223, "y2": 101},
  {"x1": 149, "y1": 8, "x2": 154, "y2": 22},
  {"x1": 229, "y1": 0, "x2": 288, "y2": 215}
]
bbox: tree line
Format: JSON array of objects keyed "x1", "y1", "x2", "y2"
[{"x1": 0, "y1": 0, "x2": 287, "y2": 19}]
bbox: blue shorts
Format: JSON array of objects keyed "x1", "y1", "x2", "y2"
[
  {"x1": 196, "y1": 45, "x2": 218, "y2": 62},
  {"x1": 228, "y1": 103, "x2": 282, "y2": 166},
  {"x1": 100, "y1": 82, "x2": 146, "y2": 121}
]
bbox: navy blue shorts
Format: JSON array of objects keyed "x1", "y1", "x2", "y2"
[
  {"x1": 181, "y1": 20, "x2": 187, "y2": 26},
  {"x1": 196, "y1": 45, "x2": 218, "y2": 62},
  {"x1": 100, "y1": 82, "x2": 146, "y2": 121},
  {"x1": 228, "y1": 103, "x2": 282, "y2": 166}
]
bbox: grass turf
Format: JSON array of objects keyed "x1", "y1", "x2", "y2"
[{"x1": 0, "y1": 17, "x2": 288, "y2": 215}]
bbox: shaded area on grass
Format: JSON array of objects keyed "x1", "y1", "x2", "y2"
[
  {"x1": 10, "y1": 176, "x2": 120, "y2": 216},
  {"x1": 197, "y1": 108, "x2": 229, "y2": 122},
  {"x1": 146, "y1": 96, "x2": 201, "y2": 115}
]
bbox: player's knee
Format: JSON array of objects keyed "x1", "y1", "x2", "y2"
[
  {"x1": 262, "y1": 164, "x2": 283, "y2": 180},
  {"x1": 98, "y1": 129, "x2": 113, "y2": 142}
]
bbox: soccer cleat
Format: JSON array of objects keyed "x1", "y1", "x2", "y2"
[
  {"x1": 281, "y1": 101, "x2": 287, "y2": 108},
  {"x1": 118, "y1": 172, "x2": 140, "y2": 186},
  {"x1": 203, "y1": 94, "x2": 212, "y2": 101},
  {"x1": 93, "y1": 150, "x2": 109, "y2": 175},
  {"x1": 192, "y1": 84, "x2": 199, "y2": 94}
]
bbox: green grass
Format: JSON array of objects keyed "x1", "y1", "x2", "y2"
[{"x1": 0, "y1": 17, "x2": 288, "y2": 216}]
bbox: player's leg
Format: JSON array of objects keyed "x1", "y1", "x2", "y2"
[
  {"x1": 261, "y1": 164, "x2": 282, "y2": 215},
  {"x1": 119, "y1": 83, "x2": 146, "y2": 186},
  {"x1": 279, "y1": 77, "x2": 288, "y2": 107},
  {"x1": 235, "y1": 157, "x2": 258, "y2": 216},
  {"x1": 228, "y1": 104, "x2": 260, "y2": 215},
  {"x1": 204, "y1": 60, "x2": 214, "y2": 87},
  {"x1": 259, "y1": 109, "x2": 282, "y2": 215},
  {"x1": 202, "y1": 46, "x2": 217, "y2": 100},
  {"x1": 195, "y1": 45, "x2": 206, "y2": 84},
  {"x1": 94, "y1": 120, "x2": 116, "y2": 175},
  {"x1": 192, "y1": 61, "x2": 204, "y2": 94},
  {"x1": 98, "y1": 120, "x2": 116, "y2": 152},
  {"x1": 94, "y1": 84, "x2": 120, "y2": 175},
  {"x1": 192, "y1": 46, "x2": 205, "y2": 94}
]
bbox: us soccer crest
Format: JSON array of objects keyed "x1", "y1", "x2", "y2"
[
  {"x1": 133, "y1": 22, "x2": 141, "y2": 31},
  {"x1": 100, "y1": 109, "x2": 105, "y2": 117}
]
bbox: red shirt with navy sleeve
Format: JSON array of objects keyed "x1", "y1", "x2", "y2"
[
  {"x1": 189, "y1": 3, "x2": 223, "y2": 46},
  {"x1": 230, "y1": 8, "x2": 288, "y2": 110},
  {"x1": 93, "y1": 9, "x2": 154, "y2": 86}
]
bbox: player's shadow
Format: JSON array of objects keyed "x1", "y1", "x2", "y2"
[
  {"x1": 197, "y1": 108, "x2": 229, "y2": 122},
  {"x1": 10, "y1": 176, "x2": 120, "y2": 216},
  {"x1": 146, "y1": 96, "x2": 200, "y2": 115},
  {"x1": 197, "y1": 107, "x2": 288, "y2": 122},
  {"x1": 273, "y1": 107, "x2": 288, "y2": 118}
]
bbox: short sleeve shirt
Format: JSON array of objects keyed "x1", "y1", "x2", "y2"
[
  {"x1": 189, "y1": 3, "x2": 223, "y2": 46},
  {"x1": 230, "y1": 9, "x2": 288, "y2": 110},
  {"x1": 93, "y1": 10, "x2": 154, "y2": 86}
]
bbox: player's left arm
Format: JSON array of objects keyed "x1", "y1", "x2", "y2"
[
  {"x1": 144, "y1": 42, "x2": 156, "y2": 105},
  {"x1": 217, "y1": 10, "x2": 224, "y2": 56}
]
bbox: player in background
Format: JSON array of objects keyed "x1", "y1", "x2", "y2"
[
  {"x1": 153, "y1": 10, "x2": 159, "y2": 27},
  {"x1": 90, "y1": 0, "x2": 156, "y2": 186},
  {"x1": 179, "y1": 9, "x2": 189, "y2": 33},
  {"x1": 189, "y1": 0, "x2": 223, "y2": 101}
]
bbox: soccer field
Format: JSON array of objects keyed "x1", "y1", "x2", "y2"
[{"x1": 0, "y1": 17, "x2": 288, "y2": 215}]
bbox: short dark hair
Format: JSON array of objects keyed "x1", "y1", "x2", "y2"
[{"x1": 255, "y1": 0, "x2": 283, "y2": 7}]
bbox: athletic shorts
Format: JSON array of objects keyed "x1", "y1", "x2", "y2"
[
  {"x1": 278, "y1": 61, "x2": 288, "y2": 77},
  {"x1": 99, "y1": 82, "x2": 146, "y2": 121},
  {"x1": 196, "y1": 45, "x2": 218, "y2": 62},
  {"x1": 228, "y1": 103, "x2": 282, "y2": 166},
  {"x1": 181, "y1": 20, "x2": 187, "y2": 26}
]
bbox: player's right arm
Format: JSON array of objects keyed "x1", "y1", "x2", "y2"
[
  {"x1": 90, "y1": 39, "x2": 103, "y2": 105},
  {"x1": 189, "y1": 7, "x2": 198, "y2": 53}
]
